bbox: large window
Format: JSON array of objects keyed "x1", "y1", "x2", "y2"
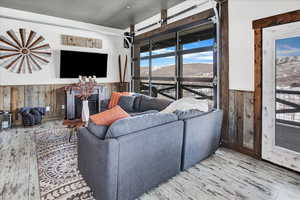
[{"x1": 133, "y1": 21, "x2": 216, "y2": 108}]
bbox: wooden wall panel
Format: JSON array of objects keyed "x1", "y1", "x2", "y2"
[
  {"x1": 0, "y1": 83, "x2": 117, "y2": 126},
  {"x1": 11, "y1": 86, "x2": 25, "y2": 124},
  {"x1": 228, "y1": 90, "x2": 255, "y2": 156},
  {"x1": 0, "y1": 87, "x2": 3, "y2": 110},
  {"x1": 2, "y1": 87, "x2": 10, "y2": 111},
  {"x1": 243, "y1": 92, "x2": 254, "y2": 149}
]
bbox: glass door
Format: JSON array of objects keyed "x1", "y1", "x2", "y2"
[
  {"x1": 262, "y1": 21, "x2": 300, "y2": 172},
  {"x1": 133, "y1": 21, "x2": 217, "y2": 109},
  {"x1": 178, "y1": 23, "x2": 216, "y2": 109}
]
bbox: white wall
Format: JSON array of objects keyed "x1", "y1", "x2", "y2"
[
  {"x1": 0, "y1": 7, "x2": 130, "y2": 86},
  {"x1": 229, "y1": 0, "x2": 300, "y2": 91},
  {"x1": 127, "y1": 0, "x2": 213, "y2": 35},
  {"x1": 126, "y1": 0, "x2": 300, "y2": 92}
]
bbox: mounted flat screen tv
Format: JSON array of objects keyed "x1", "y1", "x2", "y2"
[{"x1": 60, "y1": 50, "x2": 108, "y2": 78}]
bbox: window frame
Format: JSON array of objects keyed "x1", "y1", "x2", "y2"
[{"x1": 132, "y1": 16, "x2": 217, "y2": 105}]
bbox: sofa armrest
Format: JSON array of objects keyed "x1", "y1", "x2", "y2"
[
  {"x1": 77, "y1": 127, "x2": 118, "y2": 200},
  {"x1": 181, "y1": 110, "x2": 223, "y2": 170}
]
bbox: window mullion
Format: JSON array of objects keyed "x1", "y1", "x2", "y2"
[{"x1": 149, "y1": 40, "x2": 152, "y2": 96}]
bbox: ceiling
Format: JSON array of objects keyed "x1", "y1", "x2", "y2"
[{"x1": 0, "y1": 0, "x2": 185, "y2": 29}]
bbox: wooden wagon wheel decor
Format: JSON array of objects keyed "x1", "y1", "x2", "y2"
[{"x1": 0, "y1": 28, "x2": 51, "y2": 74}]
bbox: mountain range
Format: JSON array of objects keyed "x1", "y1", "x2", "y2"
[
  {"x1": 276, "y1": 56, "x2": 300, "y2": 87},
  {"x1": 140, "y1": 63, "x2": 213, "y2": 77}
]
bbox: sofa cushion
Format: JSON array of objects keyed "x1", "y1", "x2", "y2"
[
  {"x1": 173, "y1": 109, "x2": 205, "y2": 120},
  {"x1": 105, "y1": 113, "x2": 178, "y2": 139},
  {"x1": 90, "y1": 105, "x2": 130, "y2": 126},
  {"x1": 118, "y1": 96, "x2": 136, "y2": 112},
  {"x1": 108, "y1": 92, "x2": 130, "y2": 109},
  {"x1": 132, "y1": 94, "x2": 143, "y2": 111},
  {"x1": 129, "y1": 110, "x2": 159, "y2": 117},
  {"x1": 160, "y1": 97, "x2": 209, "y2": 113},
  {"x1": 87, "y1": 122, "x2": 108, "y2": 139},
  {"x1": 139, "y1": 96, "x2": 173, "y2": 112}
]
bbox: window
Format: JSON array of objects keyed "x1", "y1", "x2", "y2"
[
  {"x1": 179, "y1": 23, "x2": 214, "y2": 50},
  {"x1": 133, "y1": 21, "x2": 217, "y2": 109},
  {"x1": 140, "y1": 59, "x2": 150, "y2": 77},
  {"x1": 275, "y1": 36, "x2": 300, "y2": 126},
  {"x1": 182, "y1": 52, "x2": 213, "y2": 78},
  {"x1": 152, "y1": 56, "x2": 176, "y2": 77}
]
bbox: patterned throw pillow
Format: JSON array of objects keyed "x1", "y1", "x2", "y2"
[
  {"x1": 90, "y1": 105, "x2": 130, "y2": 126},
  {"x1": 160, "y1": 97, "x2": 209, "y2": 113},
  {"x1": 108, "y1": 92, "x2": 129, "y2": 109}
]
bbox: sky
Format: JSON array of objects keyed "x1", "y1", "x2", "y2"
[
  {"x1": 140, "y1": 39, "x2": 214, "y2": 68},
  {"x1": 276, "y1": 36, "x2": 300, "y2": 57}
]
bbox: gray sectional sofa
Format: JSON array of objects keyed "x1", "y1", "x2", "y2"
[{"x1": 78, "y1": 94, "x2": 223, "y2": 200}]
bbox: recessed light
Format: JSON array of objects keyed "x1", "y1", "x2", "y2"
[{"x1": 126, "y1": 5, "x2": 131, "y2": 9}]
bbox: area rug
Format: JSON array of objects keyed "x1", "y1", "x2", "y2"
[
  {"x1": 35, "y1": 127, "x2": 95, "y2": 200},
  {"x1": 33, "y1": 124, "x2": 300, "y2": 200}
]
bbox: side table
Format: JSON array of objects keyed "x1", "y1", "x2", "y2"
[{"x1": 63, "y1": 119, "x2": 85, "y2": 142}]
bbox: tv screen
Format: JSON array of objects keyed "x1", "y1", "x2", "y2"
[{"x1": 60, "y1": 50, "x2": 108, "y2": 78}]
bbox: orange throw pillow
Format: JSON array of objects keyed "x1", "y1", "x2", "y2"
[
  {"x1": 108, "y1": 92, "x2": 130, "y2": 109},
  {"x1": 90, "y1": 105, "x2": 130, "y2": 126}
]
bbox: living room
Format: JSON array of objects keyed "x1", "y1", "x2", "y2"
[{"x1": 0, "y1": 0, "x2": 299, "y2": 200}]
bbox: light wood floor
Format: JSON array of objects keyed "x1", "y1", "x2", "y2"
[{"x1": 0, "y1": 121, "x2": 300, "y2": 200}]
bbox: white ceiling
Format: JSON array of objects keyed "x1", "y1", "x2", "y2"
[{"x1": 0, "y1": 0, "x2": 185, "y2": 29}]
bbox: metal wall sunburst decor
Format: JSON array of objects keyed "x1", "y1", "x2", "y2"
[{"x1": 0, "y1": 28, "x2": 51, "y2": 74}]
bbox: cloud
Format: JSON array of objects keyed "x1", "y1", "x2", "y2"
[
  {"x1": 277, "y1": 44, "x2": 300, "y2": 56},
  {"x1": 183, "y1": 51, "x2": 213, "y2": 61},
  {"x1": 152, "y1": 48, "x2": 174, "y2": 55}
]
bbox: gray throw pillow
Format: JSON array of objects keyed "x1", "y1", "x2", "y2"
[
  {"x1": 118, "y1": 96, "x2": 135, "y2": 112},
  {"x1": 133, "y1": 95, "x2": 143, "y2": 111},
  {"x1": 100, "y1": 99, "x2": 110, "y2": 112},
  {"x1": 173, "y1": 109, "x2": 205, "y2": 120},
  {"x1": 139, "y1": 96, "x2": 173, "y2": 112},
  {"x1": 87, "y1": 122, "x2": 108, "y2": 139},
  {"x1": 129, "y1": 110, "x2": 159, "y2": 117}
]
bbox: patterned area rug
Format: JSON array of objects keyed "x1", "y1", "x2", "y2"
[
  {"x1": 34, "y1": 123, "x2": 300, "y2": 200},
  {"x1": 35, "y1": 127, "x2": 95, "y2": 200}
]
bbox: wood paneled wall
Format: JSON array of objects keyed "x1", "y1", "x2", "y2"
[
  {"x1": 0, "y1": 85, "x2": 66, "y2": 125},
  {"x1": 0, "y1": 83, "x2": 118, "y2": 126},
  {"x1": 226, "y1": 90, "x2": 256, "y2": 157}
]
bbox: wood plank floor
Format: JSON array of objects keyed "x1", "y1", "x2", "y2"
[{"x1": 0, "y1": 121, "x2": 300, "y2": 200}]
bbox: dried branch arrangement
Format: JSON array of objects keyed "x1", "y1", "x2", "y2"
[{"x1": 65, "y1": 76, "x2": 97, "y2": 100}]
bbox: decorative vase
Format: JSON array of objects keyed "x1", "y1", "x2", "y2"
[{"x1": 82, "y1": 100, "x2": 90, "y2": 123}]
